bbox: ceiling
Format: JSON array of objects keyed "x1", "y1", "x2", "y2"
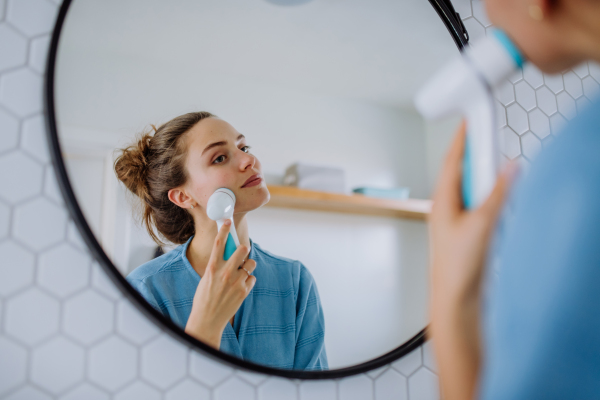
[{"x1": 57, "y1": 0, "x2": 460, "y2": 119}]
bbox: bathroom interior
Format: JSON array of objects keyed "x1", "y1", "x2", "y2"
[{"x1": 1, "y1": 0, "x2": 598, "y2": 398}]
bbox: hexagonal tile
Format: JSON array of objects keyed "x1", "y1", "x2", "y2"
[
  {"x1": 0, "y1": 24, "x2": 27, "y2": 72},
  {"x1": 563, "y1": 71, "x2": 583, "y2": 99},
  {"x1": 550, "y1": 113, "x2": 568, "y2": 136},
  {"x1": 0, "y1": 108, "x2": 19, "y2": 153},
  {"x1": 0, "y1": 201, "x2": 9, "y2": 240},
  {"x1": 91, "y1": 262, "x2": 123, "y2": 300},
  {"x1": 67, "y1": 220, "x2": 86, "y2": 251},
  {"x1": 166, "y1": 379, "x2": 210, "y2": 400},
  {"x1": 13, "y1": 197, "x2": 67, "y2": 251},
  {"x1": 523, "y1": 64, "x2": 544, "y2": 89},
  {"x1": 374, "y1": 369, "x2": 407, "y2": 400},
  {"x1": 3, "y1": 386, "x2": 52, "y2": 400},
  {"x1": 114, "y1": 382, "x2": 161, "y2": 400},
  {"x1": 28, "y1": 35, "x2": 50, "y2": 74},
  {"x1": 462, "y1": 17, "x2": 486, "y2": 42},
  {"x1": 299, "y1": 380, "x2": 335, "y2": 400},
  {"x1": 514, "y1": 81, "x2": 536, "y2": 111},
  {"x1": 116, "y1": 299, "x2": 160, "y2": 345},
  {"x1": 38, "y1": 243, "x2": 90, "y2": 298},
  {"x1": 521, "y1": 132, "x2": 542, "y2": 160},
  {"x1": 454, "y1": 0, "x2": 472, "y2": 18},
  {"x1": 0, "y1": 337, "x2": 27, "y2": 396},
  {"x1": 141, "y1": 335, "x2": 187, "y2": 389},
  {"x1": 367, "y1": 365, "x2": 389, "y2": 379},
  {"x1": 582, "y1": 76, "x2": 600, "y2": 100},
  {"x1": 5, "y1": 288, "x2": 59, "y2": 346},
  {"x1": 408, "y1": 368, "x2": 439, "y2": 400},
  {"x1": 422, "y1": 341, "x2": 437, "y2": 373},
  {"x1": 0, "y1": 151, "x2": 44, "y2": 204},
  {"x1": 506, "y1": 103, "x2": 529, "y2": 135},
  {"x1": 0, "y1": 68, "x2": 43, "y2": 117},
  {"x1": 339, "y1": 374, "x2": 373, "y2": 400},
  {"x1": 494, "y1": 79, "x2": 515, "y2": 106},
  {"x1": 258, "y1": 377, "x2": 298, "y2": 400},
  {"x1": 589, "y1": 62, "x2": 600, "y2": 82},
  {"x1": 215, "y1": 377, "x2": 256, "y2": 400},
  {"x1": 189, "y1": 350, "x2": 233, "y2": 387},
  {"x1": 391, "y1": 347, "x2": 422, "y2": 376},
  {"x1": 573, "y1": 63, "x2": 589, "y2": 78},
  {"x1": 31, "y1": 337, "x2": 85, "y2": 395},
  {"x1": 64, "y1": 291, "x2": 114, "y2": 345},
  {"x1": 576, "y1": 96, "x2": 592, "y2": 114},
  {"x1": 528, "y1": 109, "x2": 551, "y2": 139},
  {"x1": 21, "y1": 114, "x2": 49, "y2": 163},
  {"x1": 500, "y1": 126, "x2": 521, "y2": 159},
  {"x1": 544, "y1": 73, "x2": 564, "y2": 94},
  {"x1": 508, "y1": 68, "x2": 523, "y2": 84},
  {"x1": 536, "y1": 87, "x2": 558, "y2": 116},
  {"x1": 44, "y1": 165, "x2": 63, "y2": 205},
  {"x1": 472, "y1": 0, "x2": 491, "y2": 27},
  {"x1": 61, "y1": 383, "x2": 109, "y2": 400},
  {"x1": 543, "y1": 134, "x2": 555, "y2": 149},
  {"x1": 237, "y1": 370, "x2": 268, "y2": 386},
  {"x1": 88, "y1": 337, "x2": 137, "y2": 391},
  {"x1": 557, "y1": 92, "x2": 577, "y2": 120},
  {"x1": 0, "y1": 240, "x2": 34, "y2": 296},
  {"x1": 6, "y1": 0, "x2": 58, "y2": 36},
  {"x1": 495, "y1": 100, "x2": 506, "y2": 128}
]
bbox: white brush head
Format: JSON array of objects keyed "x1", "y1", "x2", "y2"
[{"x1": 206, "y1": 188, "x2": 236, "y2": 221}]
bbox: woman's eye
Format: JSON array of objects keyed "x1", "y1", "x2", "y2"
[
  {"x1": 213, "y1": 155, "x2": 226, "y2": 164},
  {"x1": 241, "y1": 145, "x2": 251, "y2": 153}
]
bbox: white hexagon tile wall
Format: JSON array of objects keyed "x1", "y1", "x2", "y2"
[{"x1": 0, "y1": 1, "x2": 598, "y2": 399}]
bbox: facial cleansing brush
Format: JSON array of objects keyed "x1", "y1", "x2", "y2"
[
  {"x1": 207, "y1": 188, "x2": 240, "y2": 260},
  {"x1": 415, "y1": 29, "x2": 525, "y2": 209}
]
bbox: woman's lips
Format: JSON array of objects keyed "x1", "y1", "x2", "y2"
[{"x1": 242, "y1": 175, "x2": 262, "y2": 188}]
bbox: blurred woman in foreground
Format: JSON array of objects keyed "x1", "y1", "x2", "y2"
[{"x1": 429, "y1": 1, "x2": 600, "y2": 399}]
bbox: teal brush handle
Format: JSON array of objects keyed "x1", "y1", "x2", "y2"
[
  {"x1": 223, "y1": 232, "x2": 237, "y2": 260},
  {"x1": 462, "y1": 134, "x2": 474, "y2": 209}
]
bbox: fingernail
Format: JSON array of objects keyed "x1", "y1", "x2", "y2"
[{"x1": 224, "y1": 219, "x2": 231, "y2": 226}]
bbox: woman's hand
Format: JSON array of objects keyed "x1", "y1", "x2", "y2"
[
  {"x1": 429, "y1": 121, "x2": 517, "y2": 400},
  {"x1": 184, "y1": 219, "x2": 257, "y2": 349}
]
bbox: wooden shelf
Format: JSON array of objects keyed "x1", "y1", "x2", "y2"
[{"x1": 264, "y1": 185, "x2": 431, "y2": 221}]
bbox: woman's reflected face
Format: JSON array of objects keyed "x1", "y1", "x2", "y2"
[{"x1": 183, "y1": 117, "x2": 270, "y2": 214}]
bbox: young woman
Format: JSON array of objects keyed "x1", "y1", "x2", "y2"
[
  {"x1": 114, "y1": 112, "x2": 328, "y2": 371},
  {"x1": 430, "y1": 0, "x2": 600, "y2": 399}
]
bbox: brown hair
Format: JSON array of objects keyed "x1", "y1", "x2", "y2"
[{"x1": 114, "y1": 111, "x2": 215, "y2": 245}]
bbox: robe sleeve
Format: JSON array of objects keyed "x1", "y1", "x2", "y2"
[
  {"x1": 293, "y1": 262, "x2": 328, "y2": 370},
  {"x1": 127, "y1": 276, "x2": 163, "y2": 314}
]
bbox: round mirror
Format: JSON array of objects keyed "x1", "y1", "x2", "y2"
[{"x1": 48, "y1": 0, "x2": 466, "y2": 378}]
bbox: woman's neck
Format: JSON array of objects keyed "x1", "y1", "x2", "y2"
[{"x1": 186, "y1": 214, "x2": 250, "y2": 278}]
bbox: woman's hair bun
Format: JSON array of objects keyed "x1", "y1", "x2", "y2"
[{"x1": 113, "y1": 128, "x2": 154, "y2": 201}]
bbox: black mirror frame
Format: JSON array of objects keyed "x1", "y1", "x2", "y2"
[{"x1": 44, "y1": 0, "x2": 468, "y2": 380}]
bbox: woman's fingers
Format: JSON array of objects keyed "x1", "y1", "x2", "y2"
[
  {"x1": 478, "y1": 161, "x2": 518, "y2": 224},
  {"x1": 207, "y1": 220, "x2": 232, "y2": 267},
  {"x1": 225, "y1": 244, "x2": 251, "y2": 275},
  {"x1": 243, "y1": 259, "x2": 257, "y2": 274},
  {"x1": 433, "y1": 121, "x2": 467, "y2": 220}
]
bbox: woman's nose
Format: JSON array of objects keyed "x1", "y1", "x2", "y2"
[{"x1": 240, "y1": 151, "x2": 256, "y2": 171}]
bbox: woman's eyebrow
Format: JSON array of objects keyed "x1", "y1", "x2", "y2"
[{"x1": 202, "y1": 134, "x2": 245, "y2": 156}]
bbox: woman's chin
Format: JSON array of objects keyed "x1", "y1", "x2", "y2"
[{"x1": 238, "y1": 186, "x2": 270, "y2": 212}]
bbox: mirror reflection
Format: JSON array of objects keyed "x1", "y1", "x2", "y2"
[{"x1": 55, "y1": 0, "x2": 459, "y2": 370}]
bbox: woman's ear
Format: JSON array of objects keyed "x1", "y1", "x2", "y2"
[{"x1": 168, "y1": 187, "x2": 193, "y2": 209}]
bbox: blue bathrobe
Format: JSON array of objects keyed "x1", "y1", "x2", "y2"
[{"x1": 127, "y1": 236, "x2": 328, "y2": 371}]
